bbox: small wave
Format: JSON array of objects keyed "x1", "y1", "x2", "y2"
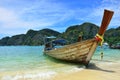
[
  {"x1": 1, "y1": 71, "x2": 56, "y2": 80},
  {"x1": 65, "y1": 66, "x2": 85, "y2": 73}
]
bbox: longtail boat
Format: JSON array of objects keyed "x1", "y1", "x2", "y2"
[{"x1": 44, "y1": 9, "x2": 114, "y2": 66}]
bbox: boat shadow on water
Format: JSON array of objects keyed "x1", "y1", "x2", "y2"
[{"x1": 85, "y1": 63, "x2": 115, "y2": 73}]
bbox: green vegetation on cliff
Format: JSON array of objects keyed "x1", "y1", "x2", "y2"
[
  {"x1": 60, "y1": 22, "x2": 99, "y2": 44},
  {"x1": 0, "y1": 22, "x2": 120, "y2": 46},
  {"x1": 0, "y1": 28, "x2": 60, "y2": 46},
  {"x1": 105, "y1": 26, "x2": 120, "y2": 46}
]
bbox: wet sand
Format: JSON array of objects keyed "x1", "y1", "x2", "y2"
[
  {"x1": 53, "y1": 61, "x2": 120, "y2": 80},
  {"x1": 0, "y1": 61, "x2": 120, "y2": 80}
]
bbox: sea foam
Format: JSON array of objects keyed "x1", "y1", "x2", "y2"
[
  {"x1": 1, "y1": 71, "x2": 56, "y2": 80},
  {"x1": 65, "y1": 65, "x2": 85, "y2": 73}
]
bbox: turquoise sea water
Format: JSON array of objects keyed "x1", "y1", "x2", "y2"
[
  {"x1": 93, "y1": 45, "x2": 120, "y2": 61},
  {"x1": 0, "y1": 46, "x2": 120, "y2": 79},
  {"x1": 0, "y1": 46, "x2": 84, "y2": 72}
]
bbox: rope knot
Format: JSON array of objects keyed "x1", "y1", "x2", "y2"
[{"x1": 95, "y1": 34, "x2": 104, "y2": 46}]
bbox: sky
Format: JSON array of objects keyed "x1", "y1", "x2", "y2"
[{"x1": 0, "y1": 0, "x2": 120, "y2": 39}]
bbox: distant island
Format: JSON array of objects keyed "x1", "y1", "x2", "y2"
[{"x1": 0, "y1": 22, "x2": 120, "y2": 48}]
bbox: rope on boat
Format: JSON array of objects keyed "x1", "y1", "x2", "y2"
[
  {"x1": 95, "y1": 34, "x2": 104, "y2": 46},
  {"x1": 95, "y1": 34, "x2": 104, "y2": 60}
]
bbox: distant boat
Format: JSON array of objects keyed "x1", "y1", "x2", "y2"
[
  {"x1": 103, "y1": 42, "x2": 109, "y2": 46},
  {"x1": 110, "y1": 43, "x2": 120, "y2": 49},
  {"x1": 44, "y1": 9, "x2": 114, "y2": 66}
]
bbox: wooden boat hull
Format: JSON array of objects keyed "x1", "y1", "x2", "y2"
[{"x1": 44, "y1": 38, "x2": 98, "y2": 65}]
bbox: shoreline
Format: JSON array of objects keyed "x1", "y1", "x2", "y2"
[
  {"x1": 0, "y1": 60, "x2": 120, "y2": 80},
  {"x1": 53, "y1": 61, "x2": 120, "y2": 80}
]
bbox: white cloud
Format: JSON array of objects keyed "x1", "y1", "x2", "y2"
[
  {"x1": 0, "y1": 0, "x2": 73, "y2": 32},
  {"x1": 0, "y1": 7, "x2": 17, "y2": 22},
  {"x1": 83, "y1": 0, "x2": 120, "y2": 27},
  {"x1": 0, "y1": 0, "x2": 120, "y2": 38}
]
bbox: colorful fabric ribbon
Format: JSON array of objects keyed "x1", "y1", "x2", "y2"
[{"x1": 95, "y1": 34, "x2": 104, "y2": 46}]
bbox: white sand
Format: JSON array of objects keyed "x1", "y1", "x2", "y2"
[{"x1": 0, "y1": 61, "x2": 120, "y2": 80}]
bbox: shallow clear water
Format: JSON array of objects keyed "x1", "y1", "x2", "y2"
[
  {"x1": 0, "y1": 46, "x2": 84, "y2": 73},
  {"x1": 93, "y1": 45, "x2": 120, "y2": 61},
  {"x1": 0, "y1": 46, "x2": 120, "y2": 72}
]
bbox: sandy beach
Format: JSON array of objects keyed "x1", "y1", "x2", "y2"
[
  {"x1": 53, "y1": 61, "x2": 120, "y2": 80},
  {"x1": 0, "y1": 60, "x2": 120, "y2": 80}
]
